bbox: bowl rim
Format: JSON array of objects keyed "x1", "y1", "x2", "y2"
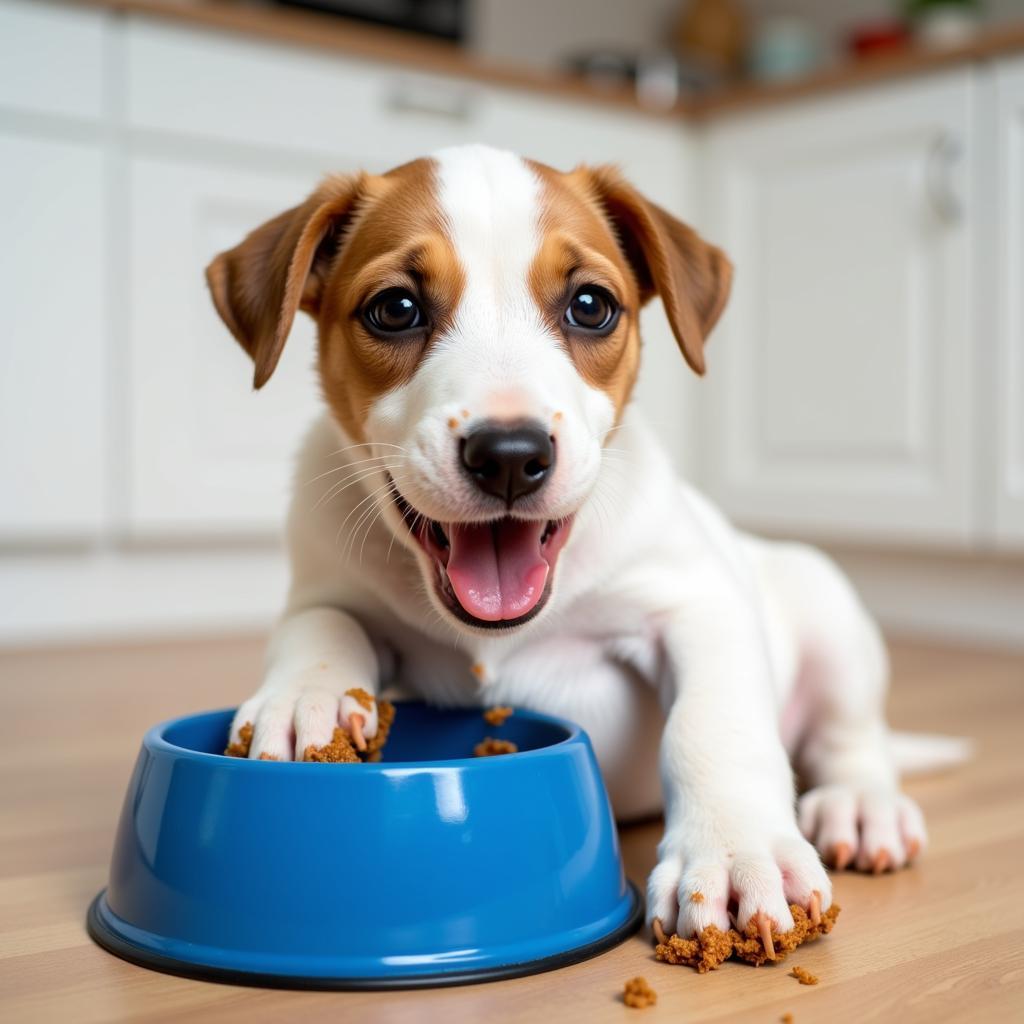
[{"x1": 148, "y1": 703, "x2": 587, "y2": 771}]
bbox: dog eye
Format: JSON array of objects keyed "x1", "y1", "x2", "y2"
[
  {"x1": 564, "y1": 287, "x2": 618, "y2": 333},
  {"x1": 363, "y1": 289, "x2": 425, "y2": 335}
]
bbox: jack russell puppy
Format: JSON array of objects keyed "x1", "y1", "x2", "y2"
[{"x1": 207, "y1": 144, "x2": 932, "y2": 948}]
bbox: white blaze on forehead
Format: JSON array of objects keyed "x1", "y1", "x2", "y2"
[{"x1": 433, "y1": 145, "x2": 548, "y2": 357}]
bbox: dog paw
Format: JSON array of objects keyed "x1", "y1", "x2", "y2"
[
  {"x1": 228, "y1": 679, "x2": 379, "y2": 761},
  {"x1": 646, "y1": 829, "x2": 832, "y2": 952},
  {"x1": 798, "y1": 784, "x2": 927, "y2": 872}
]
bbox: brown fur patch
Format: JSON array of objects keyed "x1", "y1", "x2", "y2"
[
  {"x1": 529, "y1": 163, "x2": 643, "y2": 419},
  {"x1": 318, "y1": 158, "x2": 465, "y2": 441},
  {"x1": 207, "y1": 158, "x2": 465, "y2": 440}
]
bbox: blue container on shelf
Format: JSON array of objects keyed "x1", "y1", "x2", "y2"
[{"x1": 87, "y1": 703, "x2": 642, "y2": 988}]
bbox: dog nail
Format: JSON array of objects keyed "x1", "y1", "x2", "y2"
[
  {"x1": 809, "y1": 890, "x2": 821, "y2": 925},
  {"x1": 652, "y1": 917, "x2": 668, "y2": 944},
  {"x1": 349, "y1": 713, "x2": 367, "y2": 752},
  {"x1": 831, "y1": 842, "x2": 853, "y2": 871},
  {"x1": 871, "y1": 848, "x2": 891, "y2": 874},
  {"x1": 755, "y1": 912, "x2": 775, "y2": 959}
]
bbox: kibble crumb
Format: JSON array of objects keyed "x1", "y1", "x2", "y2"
[
  {"x1": 345, "y1": 687, "x2": 374, "y2": 712},
  {"x1": 781, "y1": 1014, "x2": 794, "y2": 1024},
  {"x1": 483, "y1": 706, "x2": 514, "y2": 727},
  {"x1": 690, "y1": 891, "x2": 705, "y2": 903},
  {"x1": 622, "y1": 976, "x2": 657, "y2": 1009},
  {"x1": 304, "y1": 727, "x2": 360, "y2": 763},
  {"x1": 474, "y1": 737, "x2": 518, "y2": 757},
  {"x1": 789, "y1": 966, "x2": 818, "y2": 986},
  {"x1": 224, "y1": 722, "x2": 254, "y2": 758}
]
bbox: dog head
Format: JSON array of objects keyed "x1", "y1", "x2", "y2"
[{"x1": 206, "y1": 145, "x2": 731, "y2": 633}]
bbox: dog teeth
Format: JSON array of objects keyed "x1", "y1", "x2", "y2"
[{"x1": 430, "y1": 520, "x2": 449, "y2": 549}]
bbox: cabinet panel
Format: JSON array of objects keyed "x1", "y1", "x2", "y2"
[
  {"x1": 0, "y1": 0, "x2": 105, "y2": 121},
  {"x1": 702, "y1": 73, "x2": 974, "y2": 545},
  {"x1": 126, "y1": 155, "x2": 334, "y2": 538},
  {"x1": 0, "y1": 132, "x2": 106, "y2": 540},
  {"x1": 125, "y1": 19, "x2": 483, "y2": 166},
  {"x1": 995, "y1": 57, "x2": 1024, "y2": 549}
]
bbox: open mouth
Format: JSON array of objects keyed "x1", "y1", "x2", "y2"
[{"x1": 391, "y1": 486, "x2": 573, "y2": 630}]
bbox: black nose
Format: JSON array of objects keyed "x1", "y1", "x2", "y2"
[{"x1": 461, "y1": 421, "x2": 555, "y2": 506}]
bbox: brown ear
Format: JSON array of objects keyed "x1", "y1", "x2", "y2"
[
  {"x1": 205, "y1": 174, "x2": 365, "y2": 389},
  {"x1": 582, "y1": 165, "x2": 732, "y2": 376}
]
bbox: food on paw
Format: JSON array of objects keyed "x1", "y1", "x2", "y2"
[
  {"x1": 224, "y1": 721, "x2": 253, "y2": 758},
  {"x1": 223, "y1": 697, "x2": 396, "y2": 763},
  {"x1": 654, "y1": 903, "x2": 840, "y2": 973},
  {"x1": 345, "y1": 687, "x2": 375, "y2": 712},
  {"x1": 364, "y1": 698, "x2": 396, "y2": 761},
  {"x1": 304, "y1": 727, "x2": 361, "y2": 763}
]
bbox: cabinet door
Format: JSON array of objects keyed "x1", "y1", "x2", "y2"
[
  {"x1": 701, "y1": 72, "x2": 974, "y2": 546},
  {"x1": 126, "y1": 155, "x2": 332, "y2": 539},
  {"x1": 994, "y1": 57, "x2": 1024, "y2": 549},
  {"x1": 0, "y1": 132, "x2": 106, "y2": 541}
]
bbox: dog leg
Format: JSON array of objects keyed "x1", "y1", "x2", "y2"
[
  {"x1": 765, "y1": 544, "x2": 928, "y2": 872},
  {"x1": 226, "y1": 607, "x2": 381, "y2": 761},
  {"x1": 646, "y1": 583, "x2": 832, "y2": 942}
]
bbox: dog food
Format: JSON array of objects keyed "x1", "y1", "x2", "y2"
[
  {"x1": 789, "y1": 966, "x2": 818, "y2": 986},
  {"x1": 364, "y1": 698, "x2": 396, "y2": 761},
  {"x1": 474, "y1": 737, "x2": 518, "y2": 757},
  {"x1": 225, "y1": 722, "x2": 254, "y2": 758},
  {"x1": 622, "y1": 976, "x2": 657, "y2": 1009},
  {"x1": 483, "y1": 705, "x2": 514, "y2": 726},
  {"x1": 781, "y1": 1014, "x2": 794, "y2": 1023},
  {"x1": 225, "y1": 697, "x2": 395, "y2": 762},
  {"x1": 346, "y1": 687, "x2": 374, "y2": 712},
  {"x1": 304, "y1": 727, "x2": 361, "y2": 763},
  {"x1": 654, "y1": 903, "x2": 840, "y2": 973}
]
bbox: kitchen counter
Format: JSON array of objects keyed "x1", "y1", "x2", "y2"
[{"x1": 63, "y1": 0, "x2": 1024, "y2": 119}]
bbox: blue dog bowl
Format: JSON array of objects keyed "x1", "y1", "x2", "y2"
[{"x1": 87, "y1": 704, "x2": 641, "y2": 988}]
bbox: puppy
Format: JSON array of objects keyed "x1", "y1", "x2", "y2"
[{"x1": 206, "y1": 144, "x2": 927, "y2": 943}]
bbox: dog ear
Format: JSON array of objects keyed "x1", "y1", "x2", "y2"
[
  {"x1": 205, "y1": 174, "x2": 365, "y2": 389},
  {"x1": 581, "y1": 165, "x2": 732, "y2": 376}
]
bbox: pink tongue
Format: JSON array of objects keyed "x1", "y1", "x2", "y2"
[{"x1": 445, "y1": 520, "x2": 550, "y2": 622}]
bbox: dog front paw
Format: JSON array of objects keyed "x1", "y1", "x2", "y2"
[
  {"x1": 227, "y1": 676, "x2": 380, "y2": 761},
  {"x1": 646, "y1": 828, "x2": 832, "y2": 954},
  {"x1": 798, "y1": 784, "x2": 926, "y2": 872}
]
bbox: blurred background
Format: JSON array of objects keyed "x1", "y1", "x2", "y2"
[{"x1": 2, "y1": 0, "x2": 1022, "y2": 650}]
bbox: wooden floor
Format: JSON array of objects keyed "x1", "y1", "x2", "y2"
[{"x1": 1, "y1": 634, "x2": 1022, "y2": 1023}]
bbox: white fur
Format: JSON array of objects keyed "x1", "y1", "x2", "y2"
[{"x1": 229, "y1": 145, "x2": 932, "y2": 938}]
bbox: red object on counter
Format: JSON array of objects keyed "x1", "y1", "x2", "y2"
[{"x1": 848, "y1": 21, "x2": 912, "y2": 59}]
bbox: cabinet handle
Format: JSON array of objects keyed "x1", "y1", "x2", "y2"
[
  {"x1": 925, "y1": 134, "x2": 963, "y2": 224},
  {"x1": 384, "y1": 77, "x2": 475, "y2": 121}
]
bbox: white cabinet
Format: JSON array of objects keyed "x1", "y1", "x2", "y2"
[
  {"x1": 126, "y1": 154, "x2": 330, "y2": 538},
  {"x1": 0, "y1": 132, "x2": 106, "y2": 541},
  {"x1": 994, "y1": 57, "x2": 1024, "y2": 549},
  {"x1": 701, "y1": 73, "x2": 975, "y2": 546},
  {"x1": 0, "y1": 0, "x2": 105, "y2": 122}
]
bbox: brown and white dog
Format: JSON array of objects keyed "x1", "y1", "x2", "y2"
[{"x1": 207, "y1": 144, "x2": 944, "y2": 946}]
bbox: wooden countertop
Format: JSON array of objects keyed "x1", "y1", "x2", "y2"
[
  {"x1": 63, "y1": 0, "x2": 1024, "y2": 121},
  {"x1": 2, "y1": 633, "x2": 1023, "y2": 1022}
]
